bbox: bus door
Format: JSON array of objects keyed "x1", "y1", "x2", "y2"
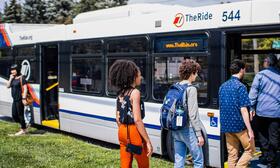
[
  {"x1": 224, "y1": 30, "x2": 280, "y2": 167},
  {"x1": 40, "y1": 44, "x2": 59, "y2": 129}
]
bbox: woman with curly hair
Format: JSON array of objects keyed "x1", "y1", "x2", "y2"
[
  {"x1": 173, "y1": 59, "x2": 204, "y2": 168},
  {"x1": 109, "y1": 60, "x2": 153, "y2": 168}
]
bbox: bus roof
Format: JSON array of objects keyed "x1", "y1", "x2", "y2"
[{"x1": 1, "y1": 0, "x2": 279, "y2": 47}]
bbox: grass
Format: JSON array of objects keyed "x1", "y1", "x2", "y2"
[{"x1": 0, "y1": 119, "x2": 173, "y2": 168}]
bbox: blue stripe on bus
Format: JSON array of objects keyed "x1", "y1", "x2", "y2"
[
  {"x1": 59, "y1": 108, "x2": 220, "y2": 140},
  {"x1": 207, "y1": 134, "x2": 220, "y2": 140},
  {"x1": 59, "y1": 109, "x2": 161, "y2": 130},
  {"x1": 60, "y1": 109, "x2": 116, "y2": 122}
]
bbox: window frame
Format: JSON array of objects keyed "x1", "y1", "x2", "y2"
[
  {"x1": 106, "y1": 36, "x2": 149, "y2": 55},
  {"x1": 0, "y1": 47, "x2": 13, "y2": 59},
  {"x1": 0, "y1": 47, "x2": 13, "y2": 79},
  {"x1": 71, "y1": 56, "x2": 104, "y2": 95},
  {"x1": 105, "y1": 54, "x2": 149, "y2": 99},
  {"x1": 70, "y1": 39, "x2": 105, "y2": 96},
  {"x1": 71, "y1": 40, "x2": 103, "y2": 56},
  {"x1": 151, "y1": 53, "x2": 209, "y2": 105},
  {"x1": 13, "y1": 45, "x2": 37, "y2": 83}
]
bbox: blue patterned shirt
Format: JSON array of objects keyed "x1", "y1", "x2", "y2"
[{"x1": 219, "y1": 76, "x2": 251, "y2": 133}]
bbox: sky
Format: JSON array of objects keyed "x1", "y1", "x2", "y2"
[
  {"x1": 0, "y1": 0, "x2": 250, "y2": 13},
  {"x1": 128, "y1": 0, "x2": 250, "y2": 6}
]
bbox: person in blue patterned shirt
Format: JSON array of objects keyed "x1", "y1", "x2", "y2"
[{"x1": 219, "y1": 59, "x2": 255, "y2": 168}]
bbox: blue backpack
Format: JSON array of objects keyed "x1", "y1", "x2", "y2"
[{"x1": 160, "y1": 83, "x2": 188, "y2": 130}]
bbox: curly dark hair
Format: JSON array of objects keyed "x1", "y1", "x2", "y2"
[
  {"x1": 230, "y1": 59, "x2": 246, "y2": 75},
  {"x1": 109, "y1": 60, "x2": 139, "y2": 94},
  {"x1": 179, "y1": 59, "x2": 201, "y2": 80}
]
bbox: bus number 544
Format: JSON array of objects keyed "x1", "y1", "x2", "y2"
[{"x1": 222, "y1": 10, "x2": 240, "y2": 22}]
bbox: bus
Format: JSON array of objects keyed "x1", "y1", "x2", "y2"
[{"x1": 0, "y1": 1, "x2": 280, "y2": 167}]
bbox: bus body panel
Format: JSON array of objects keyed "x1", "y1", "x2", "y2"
[{"x1": 0, "y1": 78, "x2": 13, "y2": 118}]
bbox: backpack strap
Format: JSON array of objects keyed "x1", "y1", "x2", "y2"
[
  {"x1": 182, "y1": 85, "x2": 189, "y2": 112},
  {"x1": 173, "y1": 83, "x2": 188, "y2": 105}
]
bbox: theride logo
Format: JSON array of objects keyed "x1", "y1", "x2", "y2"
[{"x1": 173, "y1": 13, "x2": 184, "y2": 27}]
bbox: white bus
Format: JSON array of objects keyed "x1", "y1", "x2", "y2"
[{"x1": 0, "y1": 1, "x2": 280, "y2": 167}]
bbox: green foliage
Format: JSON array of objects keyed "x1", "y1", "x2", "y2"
[
  {"x1": 45, "y1": 0, "x2": 74, "y2": 24},
  {"x1": 2, "y1": 0, "x2": 22, "y2": 23},
  {"x1": 1, "y1": 0, "x2": 128, "y2": 24},
  {"x1": 0, "y1": 120, "x2": 174, "y2": 168},
  {"x1": 21, "y1": 0, "x2": 48, "y2": 24},
  {"x1": 73, "y1": 0, "x2": 128, "y2": 17}
]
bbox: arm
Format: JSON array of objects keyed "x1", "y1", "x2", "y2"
[
  {"x1": 240, "y1": 107, "x2": 254, "y2": 141},
  {"x1": 116, "y1": 99, "x2": 121, "y2": 127},
  {"x1": 116, "y1": 110, "x2": 121, "y2": 127},
  {"x1": 188, "y1": 87, "x2": 202, "y2": 137},
  {"x1": 21, "y1": 77, "x2": 28, "y2": 105},
  {"x1": 6, "y1": 75, "x2": 14, "y2": 88},
  {"x1": 239, "y1": 86, "x2": 254, "y2": 141},
  {"x1": 249, "y1": 73, "x2": 261, "y2": 112},
  {"x1": 131, "y1": 89, "x2": 153, "y2": 156},
  {"x1": 22, "y1": 84, "x2": 28, "y2": 98},
  {"x1": 187, "y1": 87, "x2": 204, "y2": 146}
]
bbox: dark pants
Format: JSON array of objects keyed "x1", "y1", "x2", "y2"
[
  {"x1": 12, "y1": 101, "x2": 26, "y2": 129},
  {"x1": 255, "y1": 115, "x2": 280, "y2": 165}
]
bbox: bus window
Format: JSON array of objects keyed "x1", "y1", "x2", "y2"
[
  {"x1": 0, "y1": 47, "x2": 13, "y2": 79},
  {"x1": 14, "y1": 46, "x2": 37, "y2": 83},
  {"x1": 15, "y1": 46, "x2": 35, "y2": 57},
  {"x1": 0, "y1": 48, "x2": 12, "y2": 58},
  {"x1": 241, "y1": 54, "x2": 267, "y2": 88},
  {"x1": 0, "y1": 59, "x2": 13, "y2": 79},
  {"x1": 14, "y1": 58, "x2": 37, "y2": 83},
  {"x1": 72, "y1": 41, "x2": 102, "y2": 55},
  {"x1": 242, "y1": 37, "x2": 280, "y2": 50},
  {"x1": 72, "y1": 58, "x2": 103, "y2": 94},
  {"x1": 107, "y1": 37, "x2": 148, "y2": 53},
  {"x1": 107, "y1": 57, "x2": 147, "y2": 97},
  {"x1": 153, "y1": 56, "x2": 208, "y2": 105},
  {"x1": 239, "y1": 36, "x2": 280, "y2": 89}
]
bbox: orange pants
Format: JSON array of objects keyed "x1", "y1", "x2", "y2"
[{"x1": 118, "y1": 124, "x2": 149, "y2": 168}]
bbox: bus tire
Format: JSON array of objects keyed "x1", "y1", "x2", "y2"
[{"x1": 166, "y1": 130, "x2": 175, "y2": 162}]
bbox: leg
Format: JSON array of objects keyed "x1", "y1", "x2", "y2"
[
  {"x1": 174, "y1": 139, "x2": 187, "y2": 168},
  {"x1": 118, "y1": 125, "x2": 133, "y2": 168},
  {"x1": 225, "y1": 132, "x2": 240, "y2": 168},
  {"x1": 16, "y1": 102, "x2": 26, "y2": 129},
  {"x1": 256, "y1": 115, "x2": 269, "y2": 160},
  {"x1": 134, "y1": 143, "x2": 149, "y2": 168},
  {"x1": 267, "y1": 119, "x2": 280, "y2": 166},
  {"x1": 129, "y1": 125, "x2": 149, "y2": 168},
  {"x1": 236, "y1": 129, "x2": 254, "y2": 168},
  {"x1": 120, "y1": 144, "x2": 133, "y2": 168},
  {"x1": 186, "y1": 128, "x2": 204, "y2": 168},
  {"x1": 12, "y1": 102, "x2": 20, "y2": 123}
]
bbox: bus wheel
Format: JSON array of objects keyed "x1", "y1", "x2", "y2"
[{"x1": 166, "y1": 130, "x2": 175, "y2": 162}]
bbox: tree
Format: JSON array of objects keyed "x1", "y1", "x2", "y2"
[
  {"x1": 22, "y1": 0, "x2": 47, "y2": 23},
  {"x1": 3, "y1": 0, "x2": 22, "y2": 23},
  {"x1": 74, "y1": 0, "x2": 128, "y2": 16},
  {"x1": 74, "y1": 0, "x2": 99, "y2": 14},
  {"x1": 45, "y1": 0, "x2": 74, "y2": 24}
]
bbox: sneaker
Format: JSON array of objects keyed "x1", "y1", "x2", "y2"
[
  {"x1": 26, "y1": 123, "x2": 31, "y2": 129},
  {"x1": 14, "y1": 130, "x2": 26, "y2": 136}
]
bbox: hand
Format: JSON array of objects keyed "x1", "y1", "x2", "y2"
[
  {"x1": 197, "y1": 136, "x2": 204, "y2": 146},
  {"x1": 250, "y1": 111, "x2": 256, "y2": 121},
  {"x1": 22, "y1": 99, "x2": 28, "y2": 106},
  {"x1": 146, "y1": 142, "x2": 153, "y2": 157},
  {"x1": 9, "y1": 74, "x2": 15, "y2": 80},
  {"x1": 248, "y1": 130, "x2": 255, "y2": 142}
]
